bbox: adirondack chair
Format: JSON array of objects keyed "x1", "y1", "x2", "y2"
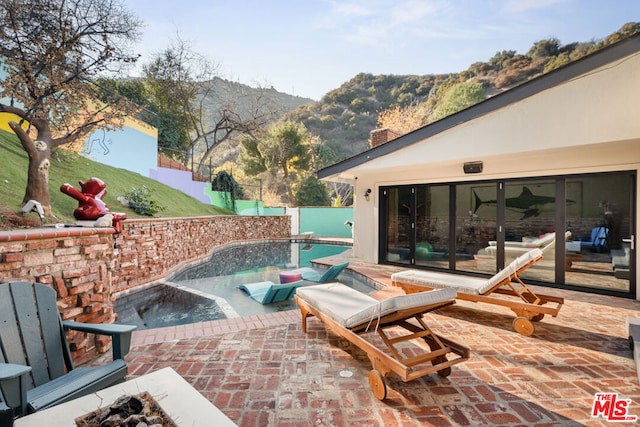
[{"x1": 0, "y1": 281, "x2": 136, "y2": 424}]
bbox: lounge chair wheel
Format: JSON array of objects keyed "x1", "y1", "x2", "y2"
[
  {"x1": 432, "y1": 355, "x2": 451, "y2": 377},
  {"x1": 368, "y1": 369, "x2": 387, "y2": 400},
  {"x1": 531, "y1": 313, "x2": 545, "y2": 322},
  {"x1": 437, "y1": 366, "x2": 452, "y2": 377},
  {"x1": 512, "y1": 316, "x2": 534, "y2": 336}
]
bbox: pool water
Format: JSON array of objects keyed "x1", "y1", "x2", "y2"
[
  {"x1": 114, "y1": 283, "x2": 231, "y2": 329},
  {"x1": 115, "y1": 241, "x2": 379, "y2": 329},
  {"x1": 170, "y1": 241, "x2": 350, "y2": 280}
]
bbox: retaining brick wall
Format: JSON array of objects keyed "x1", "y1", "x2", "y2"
[
  {"x1": 111, "y1": 215, "x2": 290, "y2": 293},
  {"x1": 0, "y1": 215, "x2": 289, "y2": 364}
]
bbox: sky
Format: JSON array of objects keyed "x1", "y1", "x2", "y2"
[{"x1": 126, "y1": 0, "x2": 640, "y2": 100}]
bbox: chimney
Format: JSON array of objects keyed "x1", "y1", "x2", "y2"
[{"x1": 369, "y1": 128, "x2": 401, "y2": 148}]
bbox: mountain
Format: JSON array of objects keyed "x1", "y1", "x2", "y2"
[
  {"x1": 200, "y1": 23, "x2": 639, "y2": 177},
  {"x1": 198, "y1": 77, "x2": 315, "y2": 166},
  {"x1": 277, "y1": 22, "x2": 640, "y2": 163}
]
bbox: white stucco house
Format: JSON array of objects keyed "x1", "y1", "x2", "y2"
[{"x1": 319, "y1": 34, "x2": 639, "y2": 300}]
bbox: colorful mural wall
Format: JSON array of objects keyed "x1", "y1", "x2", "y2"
[
  {"x1": 80, "y1": 117, "x2": 158, "y2": 178},
  {"x1": 0, "y1": 109, "x2": 158, "y2": 179},
  {"x1": 1, "y1": 67, "x2": 158, "y2": 179},
  {"x1": 0, "y1": 112, "x2": 27, "y2": 133},
  {"x1": 150, "y1": 166, "x2": 211, "y2": 204}
]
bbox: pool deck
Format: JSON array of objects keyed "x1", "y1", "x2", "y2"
[{"x1": 123, "y1": 248, "x2": 640, "y2": 426}]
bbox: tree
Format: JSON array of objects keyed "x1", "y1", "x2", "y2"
[
  {"x1": 376, "y1": 103, "x2": 429, "y2": 136},
  {"x1": 429, "y1": 82, "x2": 485, "y2": 122},
  {"x1": 94, "y1": 77, "x2": 161, "y2": 135},
  {"x1": 329, "y1": 182, "x2": 353, "y2": 206},
  {"x1": 211, "y1": 170, "x2": 244, "y2": 211},
  {"x1": 294, "y1": 177, "x2": 329, "y2": 207},
  {"x1": 0, "y1": 0, "x2": 142, "y2": 216},
  {"x1": 527, "y1": 38, "x2": 560, "y2": 58},
  {"x1": 543, "y1": 52, "x2": 572, "y2": 73},
  {"x1": 239, "y1": 121, "x2": 313, "y2": 204},
  {"x1": 143, "y1": 37, "x2": 278, "y2": 171},
  {"x1": 488, "y1": 50, "x2": 517, "y2": 69}
]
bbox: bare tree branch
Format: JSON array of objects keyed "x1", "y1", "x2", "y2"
[{"x1": 143, "y1": 36, "x2": 281, "y2": 173}]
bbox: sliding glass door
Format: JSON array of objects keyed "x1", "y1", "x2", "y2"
[
  {"x1": 502, "y1": 180, "x2": 558, "y2": 283},
  {"x1": 380, "y1": 171, "x2": 636, "y2": 298},
  {"x1": 564, "y1": 173, "x2": 634, "y2": 295},
  {"x1": 415, "y1": 185, "x2": 450, "y2": 268},
  {"x1": 456, "y1": 183, "x2": 497, "y2": 274},
  {"x1": 382, "y1": 187, "x2": 412, "y2": 265}
]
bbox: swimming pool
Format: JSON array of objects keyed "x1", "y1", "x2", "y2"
[
  {"x1": 114, "y1": 282, "x2": 231, "y2": 330},
  {"x1": 115, "y1": 240, "x2": 380, "y2": 329}
]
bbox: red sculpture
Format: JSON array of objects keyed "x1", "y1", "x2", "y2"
[{"x1": 60, "y1": 177, "x2": 126, "y2": 231}]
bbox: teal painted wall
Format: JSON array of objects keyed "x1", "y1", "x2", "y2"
[
  {"x1": 204, "y1": 191, "x2": 353, "y2": 238},
  {"x1": 206, "y1": 190, "x2": 265, "y2": 214},
  {"x1": 262, "y1": 207, "x2": 286, "y2": 216},
  {"x1": 236, "y1": 200, "x2": 263, "y2": 215},
  {"x1": 300, "y1": 207, "x2": 353, "y2": 237}
]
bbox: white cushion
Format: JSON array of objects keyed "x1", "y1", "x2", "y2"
[
  {"x1": 391, "y1": 270, "x2": 488, "y2": 295},
  {"x1": 391, "y1": 248, "x2": 542, "y2": 295},
  {"x1": 296, "y1": 283, "x2": 455, "y2": 329}
]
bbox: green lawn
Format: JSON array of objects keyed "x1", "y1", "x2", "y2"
[{"x1": 0, "y1": 130, "x2": 232, "y2": 224}]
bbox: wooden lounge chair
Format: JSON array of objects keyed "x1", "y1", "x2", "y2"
[
  {"x1": 391, "y1": 248, "x2": 564, "y2": 336},
  {"x1": 238, "y1": 280, "x2": 304, "y2": 304},
  {"x1": 295, "y1": 283, "x2": 470, "y2": 400},
  {"x1": 0, "y1": 281, "x2": 136, "y2": 421},
  {"x1": 290, "y1": 262, "x2": 349, "y2": 283}
]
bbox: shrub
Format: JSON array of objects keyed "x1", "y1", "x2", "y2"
[
  {"x1": 122, "y1": 186, "x2": 164, "y2": 216},
  {"x1": 212, "y1": 170, "x2": 244, "y2": 211}
]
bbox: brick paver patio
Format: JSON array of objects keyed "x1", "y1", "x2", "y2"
[{"x1": 122, "y1": 264, "x2": 640, "y2": 426}]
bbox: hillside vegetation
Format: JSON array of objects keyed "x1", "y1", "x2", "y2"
[
  {"x1": 122, "y1": 22, "x2": 640, "y2": 198},
  {"x1": 2, "y1": 23, "x2": 637, "y2": 225},
  {"x1": 279, "y1": 22, "x2": 640, "y2": 162},
  {"x1": 0, "y1": 130, "x2": 230, "y2": 228}
]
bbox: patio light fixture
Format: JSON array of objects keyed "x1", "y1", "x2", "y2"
[{"x1": 463, "y1": 161, "x2": 483, "y2": 174}]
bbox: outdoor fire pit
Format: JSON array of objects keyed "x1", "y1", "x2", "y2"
[
  {"x1": 75, "y1": 392, "x2": 176, "y2": 427},
  {"x1": 13, "y1": 368, "x2": 236, "y2": 427}
]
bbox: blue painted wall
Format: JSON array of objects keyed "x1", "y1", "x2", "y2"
[{"x1": 82, "y1": 126, "x2": 157, "y2": 178}]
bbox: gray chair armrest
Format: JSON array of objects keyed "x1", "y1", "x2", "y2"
[
  {"x1": 0, "y1": 363, "x2": 32, "y2": 412},
  {"x1": 62, "y1": 321, "x2": 136, "y2": 360}
]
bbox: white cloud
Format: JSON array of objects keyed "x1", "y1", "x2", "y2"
[
  {"x1": 332, "y1": 1, "x2": 375, "y2": 18},
  {"x1": 318, "y1": 0, "x2": 457, "y2": 47},
  {"x1": 389, "y1": 0, "x2": 443, "y2": 26},
  {"x1": 505, "y1": 0, "x2": 570, "y2": 13}
]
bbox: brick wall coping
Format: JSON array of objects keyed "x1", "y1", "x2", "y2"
[
  {"x1": 121, "y1": 215, "x2": 241, "y2": 224},
  {"x1": 0, "y1": 226, "x2": 115, "y2": 242},
  {"x1": 0, "y1": 214, "x2": 255, "y2": 242}
]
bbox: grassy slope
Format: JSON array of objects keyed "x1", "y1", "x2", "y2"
[{"x1": 0, "y1": 130, "x2": 232, "y2": 224}]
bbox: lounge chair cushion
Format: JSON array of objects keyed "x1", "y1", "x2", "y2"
[
  {"x1": 391, "y1": 248, "x2": 543, "y2": 295},
  {"x1": 484, "y1": 232, "x2": 570, "y2": 256},
  {"x1": 295, "y1": 283, "x2": 456, "y2": 329},
  {"x1": 390, "y1": 270, "x2": 491, "y2": 295}
]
